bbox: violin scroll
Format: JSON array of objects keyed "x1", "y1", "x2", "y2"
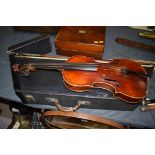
[{"x1": 12, "y1": 63, "x2": 36, "y2": 77}]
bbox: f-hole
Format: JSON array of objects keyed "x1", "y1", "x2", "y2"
[{"x1": 104, "y1": 76, "x2": 120, "y2": 87}]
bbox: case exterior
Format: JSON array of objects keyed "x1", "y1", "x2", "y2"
[
  {"x1": 7, "y1": 35, "x2": 52, "y2": 55},
  {"x1": 13, "y1": 26, "x2": 58, "y2": 34},
  {"x1": 9, "y1": 56, "x2": 139, "y2": 111},
  {"x1": 8, "y1": 35, "x2": 140, "y2": 111},
  {"x1": 55, "y1": 26, "x2": 105, "y2": 59}
]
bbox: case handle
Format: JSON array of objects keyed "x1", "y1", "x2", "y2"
[{"x1": 45, "y1": 97, "x2": 91, "y2": 112}]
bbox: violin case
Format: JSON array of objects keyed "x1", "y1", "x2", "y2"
[
  {"x1": 7, "y1": 34, "x2": 52, "y2": 55},
  {"x1": 55, "y1": 26, "x2": 105, "y2": 59},
  {"x1": 13, "y1": 26, "x2": 59, "y2": 34},
  {"x1": 8, "y1": 35, "x2": 140, "y2": 111}
]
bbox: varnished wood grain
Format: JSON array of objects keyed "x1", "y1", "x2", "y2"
[{"x1": 55, "y1": 26, "x2": 105, "y2": 59}]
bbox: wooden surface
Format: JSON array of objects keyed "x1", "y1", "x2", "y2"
[
  {"x1": 55, "y1": 26, "x2": 105, "y2": 59},
  {"x1": 116, "y1": 37, "x2": 155, "y2": 53},
  {"x1": 42, "y1": 110, "x2": 125, "y2": 129}
]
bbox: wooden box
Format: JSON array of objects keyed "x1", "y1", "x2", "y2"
[{"x1": 55, "y1": 26, "x2": 105, "y2": 59}]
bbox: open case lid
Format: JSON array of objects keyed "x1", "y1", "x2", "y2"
[{"x1": 7, "y1": 34, "x2": 52, "y2": 55}]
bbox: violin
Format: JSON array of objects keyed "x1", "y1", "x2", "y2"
[{"x1": 12, "y1": 55, "x2": 149, "y2": 103}]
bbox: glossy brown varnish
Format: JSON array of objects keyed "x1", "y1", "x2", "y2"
[
  {"x1": 62, "y1": 55, "x2": 148, "y2": 103},
  {"x1": 55, "y1": 26, "x2": 105, "y2": 59}
]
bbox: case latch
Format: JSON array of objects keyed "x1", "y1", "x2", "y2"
[
  {"x1": 141, "y1": 98, "x2": 155, "y2": 111},
  {"x1": 25, "y1": 94, "x2": 35, "y2": 102}
]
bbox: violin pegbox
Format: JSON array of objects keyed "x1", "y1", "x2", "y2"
[{"x1": 12, "y1": 63, "x2": 35, "y2": 77}]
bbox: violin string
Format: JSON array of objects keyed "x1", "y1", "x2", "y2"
[
  {"x1": 21, "y1": 63, "x2": 148, "y2": 78},
  {"x1": 31, "y1": 63, "x2": 118, "y2": 70}
]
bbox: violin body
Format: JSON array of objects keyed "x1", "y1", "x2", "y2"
[{"x1": 62, "y1": 56, "x2": 148, "y2": 103}]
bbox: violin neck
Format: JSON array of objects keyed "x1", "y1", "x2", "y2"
[
  {"x1": 32, "y1": 63, "x2": 148, "y2": 78},
  {"x1": 32, "y1": 63, "x2": 98, "y2": 71}
]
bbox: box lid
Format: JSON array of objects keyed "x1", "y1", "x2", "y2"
[{"x1": 55, "y1": 26, "x2": 105, "y2": 45}]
